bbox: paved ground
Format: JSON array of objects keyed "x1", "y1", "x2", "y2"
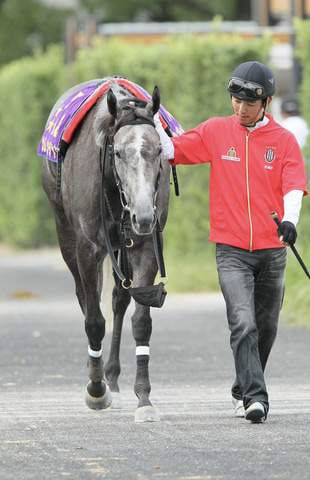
[{"x1": 0, "y1": 248, "x2": 309, "y2": 479}]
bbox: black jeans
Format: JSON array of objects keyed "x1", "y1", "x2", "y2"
[{"x1": 216, "y1": 244, "x2": 286, "y2": 413}]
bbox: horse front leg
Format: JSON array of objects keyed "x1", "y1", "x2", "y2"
[
  {"x1": 85, "y1": 309, "x2": 113, "y2": 410},
  {"x1": 77, "y1": 241, "x2": 112, "y2": 410},
  {"x1": 132, "y1": 304, "x2": 160, "y2": 423}
]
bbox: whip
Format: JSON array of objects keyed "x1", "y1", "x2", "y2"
[{"x1": 270, "y1": 211, "x2": 310, "y2": 280}]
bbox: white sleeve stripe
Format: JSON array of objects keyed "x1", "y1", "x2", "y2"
[{"x1": 282, "y1": 190, "x2": 304, "y2": 226}]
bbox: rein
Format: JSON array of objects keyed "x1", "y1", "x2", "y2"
[{"x1": 100, "y1": 119, "x2": 167, "y2": 308}]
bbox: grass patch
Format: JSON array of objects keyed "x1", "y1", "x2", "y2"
[
  {"x1": 164, "y1": 246, "x2": 219, "y2": 293},
  {"x1": 163, "y1": 244, "x2": 310, "y2": 327},
  {"x1": 281, "y1": 245, "x2": 310, "y2": 326}
]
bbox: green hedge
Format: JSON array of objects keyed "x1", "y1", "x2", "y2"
[
  {"x1": 1, "y1": 29, "x2": 310, "y2": 323},
  {"x1": 0, "y1": 33, "x2": 271, "y2": 249},
  {"x1": 0, "y1": 45, "x2": 65, "y2": 246},
  {"x1": 281, "y1": 19, "x2": 310, "y2": 324}
]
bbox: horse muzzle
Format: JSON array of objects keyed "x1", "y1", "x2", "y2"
[{"x1": 131, "y1": 210, "x2": 156, "y2": 235}]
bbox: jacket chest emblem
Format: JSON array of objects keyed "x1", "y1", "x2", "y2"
[
  {"x1": 264, "y1": 146, "x2": 276, "y2": 170},
  {"x1": 221, "y1": 147, "x2": 241, "y2": 162}
]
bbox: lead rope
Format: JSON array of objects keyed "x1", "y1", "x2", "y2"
[
  {"x1": 100, "y1": 138, "x2": 129, "y2": 287},
  {"x1": 152, "y1": 220, "x2": 166, "y2": 279}
]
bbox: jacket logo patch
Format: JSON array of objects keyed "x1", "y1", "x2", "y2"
[
  {"x1": 265, "y1": 148, "x2": 276, "y2": 163},
  {"x1": 221, "y1": 147, "x2": 240, "y2": 162}
]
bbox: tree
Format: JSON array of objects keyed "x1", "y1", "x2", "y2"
[
  {"x1": 0, "y1": 0, "x2": 252, "y2": 68},
  {"x1": 80, "y1": 0, "x2": 249, "y2": 22},
  {"x1": 0, "y1": 0, "x2": 73, "y2": 67}
]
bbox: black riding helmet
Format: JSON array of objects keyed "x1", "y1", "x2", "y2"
[{"x1": 227, "y1": 61, "x2": 276, "y2": 101}]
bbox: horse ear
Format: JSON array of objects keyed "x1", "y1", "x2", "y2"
[
  {"x1": 146, "y1": 85, "x2": 160, "y2": 116},
  {"x1": 107, "y1": 88, "x2": 118, "y2": 118},
  {"x1": 151, "y1": 85, "x2": 160, "y2": 115}
]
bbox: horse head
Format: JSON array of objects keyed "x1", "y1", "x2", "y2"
[{"x1": 106, "y1": 86, "x2": 162, "y2": 235}]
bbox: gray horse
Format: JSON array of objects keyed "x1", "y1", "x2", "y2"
[{"x1": 41, "y1": 80, "x2": 171, "y2": 422}]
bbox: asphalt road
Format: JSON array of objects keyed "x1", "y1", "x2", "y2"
[{"x1": 0, "y1": 248, "x2": 309, "y2": 480}]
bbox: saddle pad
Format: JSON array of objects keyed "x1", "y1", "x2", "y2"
[{"x1": 37, "y1": 76, "x2": 185, "y2": 163}]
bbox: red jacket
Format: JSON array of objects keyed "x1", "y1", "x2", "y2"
[{"x1": 170, "y1": 114, "x2": 308, "y2": 251}]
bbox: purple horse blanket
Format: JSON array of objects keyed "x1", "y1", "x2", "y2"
[{"x1": 37, "y1": 77, "x2": 184, "y2": 163}]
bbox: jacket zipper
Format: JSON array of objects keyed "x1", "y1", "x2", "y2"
[{"x1": 245, "y1": 132, "x2": 253, "y2": 251}]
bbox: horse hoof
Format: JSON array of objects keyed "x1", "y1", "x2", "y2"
[
  {"x1": 134, "y1": 406, "x2": 161, "y2": 423},
  {"x1": 85, "y1": 382, "x2": 112, "y2": 410},
  {"x1": 109, "y1": 392, "x2": 124, "y2": 409}
]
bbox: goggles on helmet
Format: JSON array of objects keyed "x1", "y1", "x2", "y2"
[{"x1": 227, "y1": 78, "x2": 266, "y2": 99}]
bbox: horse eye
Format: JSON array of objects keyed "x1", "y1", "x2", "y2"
[{"x1": 114, "y1": 149, "x2": 121, "y2": 159}]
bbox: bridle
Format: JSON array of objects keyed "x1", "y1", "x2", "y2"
[
  {"x1": 108, "y1": 102, "x2": 160, "y2": 214},
  {"x1": 100, "y1": 106, "x2": 167, "y2": 308}
]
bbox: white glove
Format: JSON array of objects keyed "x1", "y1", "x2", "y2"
[{"x1": 154, "y1": 113, "x2": 175, "y2": 160}]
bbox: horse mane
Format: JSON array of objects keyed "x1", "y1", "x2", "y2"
[{"x1": 94, "y1": 109, "x2": 115, "y2": 147}]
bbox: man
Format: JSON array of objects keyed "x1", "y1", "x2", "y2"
[
  {"x1": 280, "y1": 97, "x2": 309, "y2": 149},
  {"x1": 155, "y1": 61, "x2": 308, "y2": 423}
]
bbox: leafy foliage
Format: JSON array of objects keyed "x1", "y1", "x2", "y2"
[
  {"x1": 0, "y1": 0, "x2": 73, "y2": 67},
  {"x1": 80, "y1": 0, "x2": 245, "y2": 22},
  {"x1": 0, "y1": 0, "x2": 308, "y2": 329},
  {"x1": 0, "y1": 45, "x2": 65, "y2": 246},
  {"x1": 1, "y1": 30, "x2": 310, "y2": 325},
  {"x1": 0, "y1": 32, "x2": 271, "y2": 250},
  {"x1": 281, "y1": 18, "x2": 310, "y2": 325},
  {"x1": 0, "y1": 32, "x2": 269, "y2": 253},
  {"x1": 0, "y1": 33, "x2": 269, "y2": 248}
]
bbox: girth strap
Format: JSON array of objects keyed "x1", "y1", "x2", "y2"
[{"x1": 55, "y1": 154, "x2": 64, "y2": 202}]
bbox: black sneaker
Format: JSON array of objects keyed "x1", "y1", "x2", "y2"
[{"x1": 245, "y1": 402, "x2": 266, "y2": 423}]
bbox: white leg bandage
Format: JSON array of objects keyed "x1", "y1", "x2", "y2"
[
  {"x1": 136, "y1": 346, "x2": 150, "y2": 356},
  {"x1": 88, "y1": 346, "x2": 102, "y2": 358}
]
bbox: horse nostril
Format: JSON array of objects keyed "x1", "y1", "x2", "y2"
[{"x1": 131, "y1": 212, "x2": 155, "y2": 235}]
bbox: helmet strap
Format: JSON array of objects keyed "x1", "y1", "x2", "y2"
[
  {"x1": 256, "y1": 98, "x2": 268, "y2": 124},
  {"x1": 240, "y1": 98, "x2": 268, "y2": 128}
]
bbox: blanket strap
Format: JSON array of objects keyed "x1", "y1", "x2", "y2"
[
  {"x1": 164, "y1": 124, "x2": 179, "y2": 197},
  {"x1": 55, "y1": 154, "x2": 63, "y2": 202}
]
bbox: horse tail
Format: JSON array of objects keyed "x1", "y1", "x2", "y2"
[{"x1": 102, "y1": 255, "x2": 114, "y2": 332}]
